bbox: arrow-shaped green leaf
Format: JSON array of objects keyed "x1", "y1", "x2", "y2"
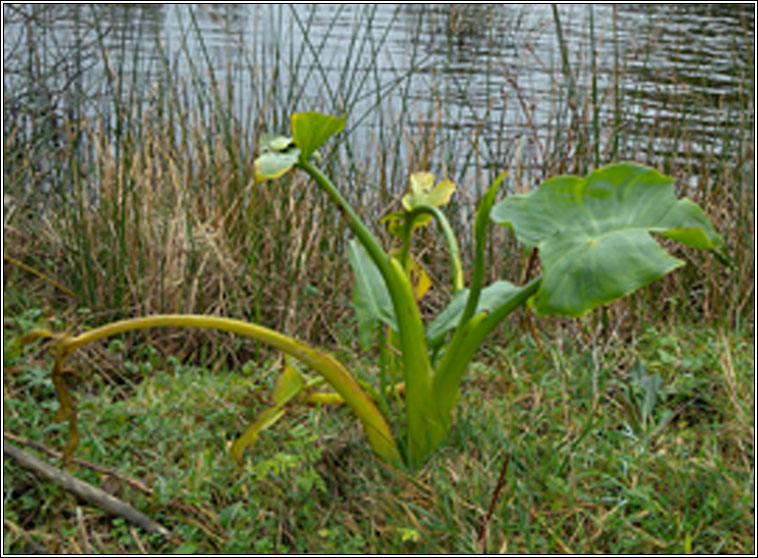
[
  {"x1": 291, "y1": 112, "x2": 346, "y2": 161},
  {"x1": 491, "y1": 162, "x2": 728, "y2": 317}
]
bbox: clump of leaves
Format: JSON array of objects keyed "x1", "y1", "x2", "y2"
[{"x1": 31, "y1": 111, "x2": 728, "y2": 469}]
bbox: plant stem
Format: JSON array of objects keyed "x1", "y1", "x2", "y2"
[
  {"x1": 405, "y1": 204, "x2": 464, "y2": 293},
  {"x1": 459, "y1": 173, "x2": 505, "y2": 328},
  {"x1": 40, "y1": 315, "x2": 402, "y2": 465},
  {"x1": 478, "y1": 450, "x2": 511, "y2": 552},
  {"x1": 278, "y1": 160, "x2": 441, "y2": 465},
  {"x1": 433, "y1": 276, "x2": 542, "y2": 423}
]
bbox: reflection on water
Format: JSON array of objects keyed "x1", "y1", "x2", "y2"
[{"x1": 3, "y1": 3, "x2": 753, "y2": 187}]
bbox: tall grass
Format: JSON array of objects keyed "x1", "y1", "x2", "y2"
[
  {"x1": 3, "y1": 4, "x2": 753, "y2": 362},
  {"x1": 3, "y1": 4, "x2": 422, "y2": 352}
]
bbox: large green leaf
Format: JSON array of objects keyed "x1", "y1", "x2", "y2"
[{"x1": 491, "y1": 162, "x2": 728, "y2": 317}]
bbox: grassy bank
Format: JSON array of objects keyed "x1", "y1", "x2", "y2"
[{"x1": 3, "y1": 307, "x2": 753, "y2": 553}]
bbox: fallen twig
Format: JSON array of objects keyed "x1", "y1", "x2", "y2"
[
  {"x1": 478, "y1": 451, "x2": 511, "y2": 553},
  {"x1": 3, "y1": 431, "x2": 153, "y2": 496},
  {"x1": 3, "y1": 441, "x2": 170, "y2": 538}
]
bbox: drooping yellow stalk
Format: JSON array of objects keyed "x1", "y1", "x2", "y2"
[
  {"x1": 34, "y1": 315, "x2": 402, "y2": 465},
  {"x1": 306, "y1": 382, "x2": 405, "y2": 406}
]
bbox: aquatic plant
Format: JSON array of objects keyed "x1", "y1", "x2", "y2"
[{"x1": 31, "y1": 111, "x2": 728, "y2": 469}]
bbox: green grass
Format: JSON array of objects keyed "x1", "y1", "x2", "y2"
[{"x1": 4, "y1": 305, "x2": 753, "y2": 554}]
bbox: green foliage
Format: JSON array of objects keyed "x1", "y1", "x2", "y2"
[
  {"x1": 3, "y1": 4, "x2": 752, "y2": 551},
  {"x1": 231, "y1": 359, "x2": 321, "y2": 461},
  {"x1": 32, "y1": 111, "x2": 726, "y2": 472},
  {"x1": 347, "y1": 240, "x2": 397, "y2": 350},
  {"x1": 254, "y1": 134, "x2": 300, "y2": 181},
  {"x1": 250, "y1": 111, "x2": 726, "y2": 467},
  {"x1": 426, "y1": 281, "x2": 523, "y2": 352},
  {"x1": 4, "y1": 308, "x2": 752, "y2": 553},
  {"x1": 291, "y1": 112, "x2": 347, "y2": 161},
  {"x1": 254, "y1": 113, "x2": 347, "y2": 182},
  {"x1": 490, "y1": 162, "x2": 729, "y2": 316},
  {"x1": 616, "y1": 360, "x2": 667, "y2": 436}
]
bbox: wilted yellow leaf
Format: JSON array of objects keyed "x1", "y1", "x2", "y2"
[
  {"x1": 409, "y1": 258, "x2": 432, "y2": 300},
  {"x1": 402, "y1": 172, "x2": 455, "y2": 210}
]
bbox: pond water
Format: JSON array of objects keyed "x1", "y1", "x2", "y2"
[{"x1": 3, "y1": 3, "x2": 754, "y2": 189}]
